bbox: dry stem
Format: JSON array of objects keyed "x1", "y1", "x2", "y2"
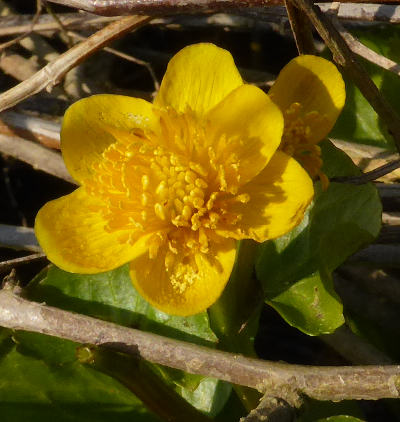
[
  {"x1": 1, "y1": 288, "x2": 400, "y2": 402},
  {"x1": 0, "y1": 15, "x2": 151, "y2": 112}
]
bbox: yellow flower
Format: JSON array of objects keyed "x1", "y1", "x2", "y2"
[
  {"x1": 35, "y1": 44, "x2": 314, "y2": 316},
  {"x1": 269, "y1": 55, "x2": 345, "y2": 189}
]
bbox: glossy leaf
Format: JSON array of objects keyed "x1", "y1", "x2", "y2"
[
  {"x1": 0, "y1": 330, "x2": 161, "y2": 422},
  {"x1": 256, "y1": 140, "x2": 381, "y2": 335},
  {"x1": 1, "y1": 264, "x2": 233, "y2": 420}
]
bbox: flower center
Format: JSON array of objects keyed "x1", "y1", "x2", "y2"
[
  {"x1": 83, "y1": 108, "x2": 248, "y2": 259},
  {"x1": 279, "y1": 102, "x2": 328, "y2": 188}
]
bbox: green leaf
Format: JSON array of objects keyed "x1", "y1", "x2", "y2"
[
  {"x1": 330, "y1": 26, "x2": 400, "y2": 150},
  {"x1": 256, "y1": 140, "x2": 381, "y2": 335},
  {"x1": 0, "y1": 331, "x2": 161, "y2": 422},
  {"x1": 266, "y1": 272, "x2": 343, "y2": 335},
  {"x1": 2, "y1": 264, "x2": 233, "y2": 420}
]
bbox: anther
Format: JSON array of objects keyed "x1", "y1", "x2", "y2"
[
  {"x1": 141, "y1": 193, "x2": 149, "y2": 206},
  {"x1": 182, "y1": 205, "x2": 192, "y2": 221},
  {"x1": 154, "y1": 203, "x2": 166, "y2": 220},
  {"x1": 195, "y1": 178, "x2": 208, "y2": 189},
  {"x1": 156, "y1": 181, "x2": 168, "y2": 200}
]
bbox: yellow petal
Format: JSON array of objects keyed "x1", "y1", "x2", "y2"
[
  {"x1": 154, "y1": 43, "x2": 243, "y2": 116},
  {"x1": 61, "y1": 94, "x2": 158, "y2": 184},
  {"x1": 216, "y1": 151, "x2": 314, "y2": 242},
  {"x1": 206, "y1": 84, "x2": 283, "y2": 186},
  {"x1": 269, "y1": 55, "x2": 345, "y2": 143},
  {"x1": 35, "y1": 187, "x2": 150, "y2": 273},
  {"x1": 129, "y1": 237, "x2": 236, "y2": 316}
]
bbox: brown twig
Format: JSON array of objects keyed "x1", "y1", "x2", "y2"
[
  {"x1": 289, "y1": 0, "x2": 400, "y2": 155},
  {"x1": 0, "y1": 133, "x2": 75, "y2": 183},
  {"x1": 3, "y1": 6, "x2": 400, "y2": 40},
  {"x1": 0, "y1": 288, "x2": 400, "y2": 402},
  {"x1": 239, "y1": 396, "x2": 296, "y2": 422},
  {"x1": 0, "y1": 224, "x2": 41, "y2": 252},
  {"x1": 67, "y1": 30, "x2": 160, "y2": 92},
  {"x1": 284, "y1": 0, "x2": 315, "y2": 55},
  {"x1": 0, "y1": 15, "x2": 151, "y2": 113},
  {"x1": 0, "y1": 111, "x2": 61, "y2": 149},
  {"x1": 0, "y1": 0, "x2": 43, "y2": 51},
  {"x1": 331, "y1": 159, "x2": 400, "y2": 184},
  {"x1": 44, "y1": 0, "x2": 400, "y2": 16},
  {"x1": 0, "y1": 253, "x2": 47, "y2": 273},
  {"x1": 0, "y1": 13, "x2": 119, "y2": 37},
  {"x1": 331, "y1": 16, "x2": 400, "y2": 77}
]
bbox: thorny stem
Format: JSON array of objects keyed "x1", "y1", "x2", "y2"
[{"x1": 1, "y1": 288, "x2": 400, "y2": 402}]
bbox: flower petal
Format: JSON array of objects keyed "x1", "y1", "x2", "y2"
[
  {"x1": 61, "y1": 94, "x2": 158, "y2": 184},
  {"x1": 35, "y1": 187, "x2": 150, "y2": 273},
  {"x1": 216, "y1": 151, "x2": 314, "y2": 242},
  {"x1": 154, "y1": 43, "x2": 243, "y2": 116},
  {"x1": 269, "y1": 55, "x2": 345, "y2": 143},
  {"x1": 129, "y1": 237, "x2": 236, "y2": 316},
  {"x1": 206, "y1": 84, "x2": 284, "y2": 186}
]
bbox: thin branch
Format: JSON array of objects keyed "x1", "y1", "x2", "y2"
[
  {"x1": 45, "y1": 0, "x2": 283, "y2": 15},
  {"x1": 0, "y1": 253, "x2": 47, "y2": 272},
  {"x1": 289, "y1": 0, "x2": 400, "y2": 154},
  {"x1": 332, "y1": 16, "x2": 400, "y2": 77},
  {"x1": 1, "y1": 288, "x2": 400, "y2": 402},
  {"x1": 0, "y1": 133, "x2": 75, "y2": 183},
  {"x1": 67, "y1": 31, "x2": 160, "y2": 92},
  {"x1": 4, "y1": 6, "x2": 400, "y2": 40},
  {"x1": 0, "y1": 224, "x2": 41, "y2": 252},
  {"x1": 44, "y1": 0, "x2": 400, "y2": 16},
  {"x1": 331, "y1": 159, "x2": 400, "y2": 184},
  {"x1": 284, "y1": 0, "x2": 316, "y2": 55},
  {"x1": 239, "y1": 396, "x2": 296, "y2": 422},
  {"x1": 0, "y1": 0, "x2": 42, "y2": 51},
  {"x1": 0, "y1": 13, "x2": 119, "y2": 37},
  {"x1": 0, "y1": 15, "x2": 151, "y2": 113},
  {"x1": 0, "y1": 111, "x2": 61, "y2": 149}
]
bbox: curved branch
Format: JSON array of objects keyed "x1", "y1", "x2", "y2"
[
  {"x1": 0, "y1": 15, "x2": 151, "y2": 113},
  {"x1": 0, "y1": 288, "x2": 400, "y2": 402}
]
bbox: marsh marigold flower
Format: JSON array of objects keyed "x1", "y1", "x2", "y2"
[
  {"x1": 35, "y1": 44, "x2": 320, "y2": 316},
  {"x1": 269, "y1": 55, "x2": 345, "y2": 188}
]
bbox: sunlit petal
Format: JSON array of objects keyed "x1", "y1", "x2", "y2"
[
  {"x1": 154, "y1": 43, "x2": 243, "y2": 116},
  {"x1": 206, "y1": 84, "x2": 284, "y2": 186},
  {"x1": 61, "y1": 94, "x2": 158, "y2": 183},
  {"x1": 269, "y1": 55, "x2": 345, "y2": 143},
  {"x1": 216, "y1": 151, "x2": 314, "y2": 242},
  {"x1": 129, "y1": 237, "x2": 236, "y2": 316},
  {"x1": 35, "y1": 187, "x2": 150, "y2": 273}
]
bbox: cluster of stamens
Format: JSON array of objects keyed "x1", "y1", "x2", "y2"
[
  {"x1": 83, "y1": 108, "x2": 250, "y2": 274},
  {"x1": 279, "y1": 102, "x2": 329, "y2": 188}
]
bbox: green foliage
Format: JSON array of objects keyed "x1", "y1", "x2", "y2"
[
  {"x1": 0, "y1": 328, "x2": 160, "y2": 422},
  {"x1": 330, "y1": 26, "x2": 400, "y2": 150},
  {"x1": 0, "y1": 265, "x2": 233, "y2": 420},
  {"x1": 256, "y1": 140, "x2": 381, "y2": 335}
]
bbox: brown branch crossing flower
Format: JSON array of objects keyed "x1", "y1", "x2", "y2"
[{"x1": 35, "y1": 44, "x2": 343, "y2": 316}]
